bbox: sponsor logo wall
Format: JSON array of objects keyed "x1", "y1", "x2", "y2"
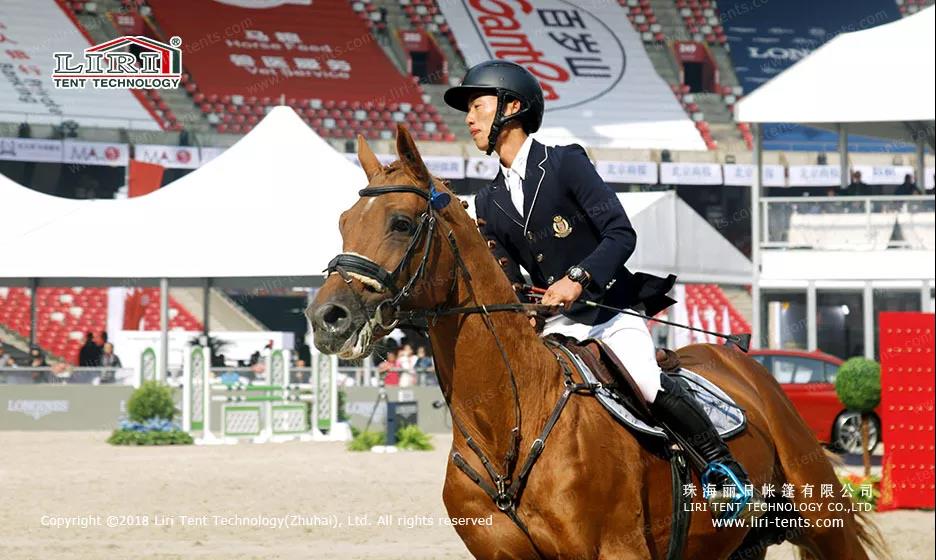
[{"x1": 436, "y1": 0, "x2": 706, "y2": 151}]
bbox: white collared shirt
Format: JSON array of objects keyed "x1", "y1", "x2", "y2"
[{"x1": 498, "y1": 135, "x2": 533, "y2": 217}]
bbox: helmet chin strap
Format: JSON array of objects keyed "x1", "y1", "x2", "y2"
[{"x1": 485, "y1": 91, "x2": 530, "y2": 156}]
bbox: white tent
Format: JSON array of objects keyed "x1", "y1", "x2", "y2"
[
  {"x1": 735, "y1": 5, "x2": 935, "y2": 146},
  {"x1": 2, "y1": 106, "x2": 365, "y2": 284},
  {"x1": 734, "y1": 6, "x2": 935, "y2": 350},
  {"x1": 462, "y1": 191, "x2": 751, "y2": 284}
]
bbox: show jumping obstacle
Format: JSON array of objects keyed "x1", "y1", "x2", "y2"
[{"x1": 181, "y1": 345, "x2": 344, "y2": 444}]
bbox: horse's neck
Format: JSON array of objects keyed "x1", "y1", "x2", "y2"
[{"x1": 427, "y1": 222, "x2": 558, "y2": 458}]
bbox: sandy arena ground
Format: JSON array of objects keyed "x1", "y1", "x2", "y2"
[{"x1": 1, "y1": 432, "x2": 931, "y2": 560}]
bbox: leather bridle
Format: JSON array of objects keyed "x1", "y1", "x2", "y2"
[
  {"x1": 323, "y1": 176, "x2": 598, "y2": 558},
  {"x1": 325, "y1": 182, "x2": 448, "y2": 332}
]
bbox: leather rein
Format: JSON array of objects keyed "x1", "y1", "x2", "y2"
[{"x1": 324, "y1": 178, "x2": 600, "y2": 557}]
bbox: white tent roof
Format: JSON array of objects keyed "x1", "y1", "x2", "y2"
[
  {"x1": 5, "y1": 107, "x2": 748, "y2": 286},
  {"x1": 2, "y1": 107, "x2": 364, "y2": 284},
  {"x1": 735, "y1": 6, "x2": 935, "y2": 144},
  {"x1": 462, "y1": 191, "x2": 752, "y2": 284}
]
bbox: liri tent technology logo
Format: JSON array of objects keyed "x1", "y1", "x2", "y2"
[{"x1": 52, "y1": 35, "x2": 182, "y2": 89}]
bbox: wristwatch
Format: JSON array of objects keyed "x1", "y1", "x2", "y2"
[{"x1": 566, "y1": 266, "x2": 591, "y2": 288}]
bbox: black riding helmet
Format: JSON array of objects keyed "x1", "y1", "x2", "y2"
[{"x1": 444, "y1": 60, "x2": 545, "y2": 155}]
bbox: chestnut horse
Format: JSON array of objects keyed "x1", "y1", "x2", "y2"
[{"x1": 308, "y1": 125, "x2": 887, "y2": 560}]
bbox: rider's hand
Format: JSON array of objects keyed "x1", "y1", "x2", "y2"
[{"x1": 540, "y1": 276, "x2": 583, "y2": 309}]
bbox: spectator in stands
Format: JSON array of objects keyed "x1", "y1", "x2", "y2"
[
  {"x1": 895, "y1": 174, "x2": 920, "y2": 195},
  {"x1": 845, "y1": 171, "x2": 869, "y2": 196},
  {"x1": 0, "y1": 345, "x2": 12, "y2": 368},
  {"x1": 248, "y1": 350, "x2": 262, "y2": 366},
  {"x1": 296, "y1": 342, "x2": 312, "y2": 366},
  {"x1": 415, "y1": 346, "x2": 435, "y2": 385},
  {"x1": 99, "y1": 343, "x2": 122, "y2": 383},
  {"x1": 377, "y1": 350, "x2": 400, "y2": 386},
  {"x1": 100, "y1": 343, "x2": 122, "y2": 369},
  {"x1": 397, "y1": 344, "x2": 418, "y2": 387},
  {"x1": 29, "y1": 348, "x2": 49, "y2": 383},
  {"x1": 78, "y1": 332, "x2": 101, "y2": 367}
]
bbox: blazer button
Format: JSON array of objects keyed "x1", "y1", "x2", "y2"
[
  {"x1": 535, "y1": 253, "x2": 544, "y2": 263},
  {"x1": 526, "y1": 231, "x2": 533, "y2": 240},
  {"x1": 547, "y1": 275, "x2": 555, "y2": 284},
  {"x1": 498, "y1": 257, "x2": 509, "y2": 268},
  {"x1": 487, "y1": 239, "x2": 497, "y2": 249}
]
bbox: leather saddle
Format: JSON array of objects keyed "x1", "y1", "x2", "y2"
[
  {"x1": 544, "y1": 333, "x2": 746, "y2": 441},
  {"x1": 544, "y1": 333, "x2": 681, "y2": 426}
]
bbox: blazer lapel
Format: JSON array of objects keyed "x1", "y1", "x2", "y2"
[
  {"x1": 489, "y1": 171, "x2": 524, "y2": 227},
  {"x1": 522, "y1": 140, "x2": 549, "y2": 234}
]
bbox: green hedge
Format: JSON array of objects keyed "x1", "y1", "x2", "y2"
[
  {"x1": 835, "y1": 357, "x2": 881, "y2": 412},
  {"x1": 109, "y1": 382, "x2": 192, "y2": 446},
  {"x1": 128, "y1": 381, "x2": 176, "y2": 423},
  {"x1": 108, "y1": 429, "x2": 193, "y2": 446}
]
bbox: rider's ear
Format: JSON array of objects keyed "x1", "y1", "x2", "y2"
[
  {"x1": 357, "y1": 134, "x2": 382, "y2": 181},
  {"x1": 395, "y1": 124, "x2": 430, "y2": 183}
]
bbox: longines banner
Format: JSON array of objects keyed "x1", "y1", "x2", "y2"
[{"x1": 436, "y1": 0, "x2": 707, "y2": 150}]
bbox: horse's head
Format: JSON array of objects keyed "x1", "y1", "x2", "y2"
[{"x1": 307, "y1": 125, "x2": 467, "y2": 358}]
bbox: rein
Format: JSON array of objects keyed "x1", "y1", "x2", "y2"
[{"x1": 325, "y1": 178, "x2": 590, "y2": 557}]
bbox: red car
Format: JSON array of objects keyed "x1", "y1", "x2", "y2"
[{"x1": 747, "y1": 349, "x2": 879, "y2": 454}]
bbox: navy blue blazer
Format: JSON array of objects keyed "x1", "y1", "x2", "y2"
[{"x1": 475, "y1": 139, "x2": 676, "y2": 325}]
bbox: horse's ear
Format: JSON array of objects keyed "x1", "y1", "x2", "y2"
[
  {"x1": 395, "y1": 124, "x2": 429, "y2": 182},
  {"x1": 357, "y1": 134, "x2": 382, "y2": 181}
]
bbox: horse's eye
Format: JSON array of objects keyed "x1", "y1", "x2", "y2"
[{"x1": 391, "y1": 217, "x2": 413, "y2": 234}]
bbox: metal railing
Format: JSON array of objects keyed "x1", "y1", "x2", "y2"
[{"x1": 761, "y1": 195, "x2": 935, "y2": 251}]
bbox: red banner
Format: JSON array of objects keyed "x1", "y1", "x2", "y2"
[
  {"x1": 878, "y1": 312, "x2": 935, "y2": 510},
  {"x1": 128, "y1": 159, "x2": 164, "y2": 197},
  {"x1": 147, "y1": 0, "x2": 420, "y2": 104},
  {"x1": 673, "y1": 41, "x2": 708, "y2": 63}
]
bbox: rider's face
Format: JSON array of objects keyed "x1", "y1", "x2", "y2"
[
  {"x1": 465, "y1": 94, "x2": 498, "y2": 152},
  {"x1": 465, "y1": 94, "x2": 522, "y2": 152}
]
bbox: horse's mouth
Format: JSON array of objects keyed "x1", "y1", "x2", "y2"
[{"x1": 336, "y1": 320, "x2": 377, "y2": 360}]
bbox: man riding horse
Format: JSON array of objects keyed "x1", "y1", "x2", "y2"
[{"x1": 444, "y1": 59, "x2": 762, "y2": 514}]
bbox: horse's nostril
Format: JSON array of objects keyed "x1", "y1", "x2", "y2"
[
  {"x1": 314, "y1": 302, "x2": 352, "y2": 335},
  {"x1": 322, "y1": 303, "x2": 348, "y2": 326}
]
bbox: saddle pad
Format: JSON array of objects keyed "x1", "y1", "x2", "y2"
[{"x1": 562, "y1": 348, "x2": 746, "y2": 439}]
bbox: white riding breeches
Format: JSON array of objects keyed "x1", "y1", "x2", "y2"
[{"x1": 542, "y1": 310, "x2": 663, "y2": 403}]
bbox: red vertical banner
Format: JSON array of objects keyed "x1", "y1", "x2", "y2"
[
  {"x1": 878, "y1": 312, "x2": 935, "y2": 510},
  {"x1": 123, "y1": 289, "x2": 146, "y2": 330},
  {"x1": 128, "y1": 159, "x2": 164, "y2": 197}
]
